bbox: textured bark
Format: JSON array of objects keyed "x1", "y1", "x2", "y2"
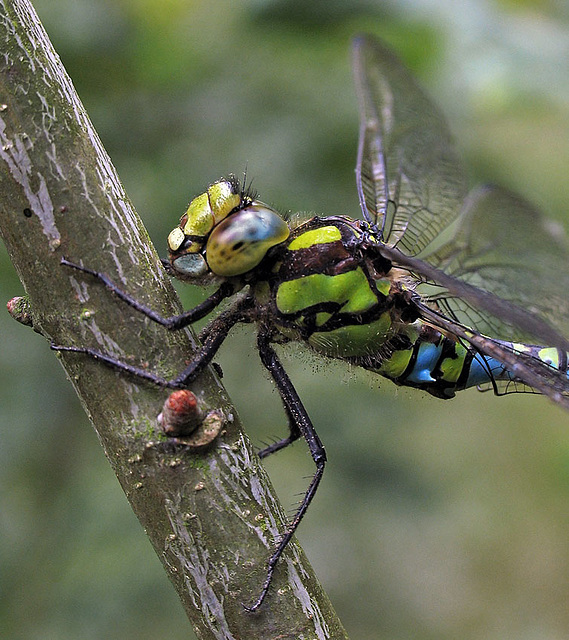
[{"x1": 0, "y1": 2, "x2": 349, "y2": 638}]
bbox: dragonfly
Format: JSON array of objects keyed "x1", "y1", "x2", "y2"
[{"x1": 52, "y1": 34, "x2": 569, "y2": 611}]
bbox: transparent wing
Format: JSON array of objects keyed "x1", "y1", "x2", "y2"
[
  {"x1": 352, "y1": 35, "x2": 469, "y2": 253},
  {"x1": 353, "y1": 35, "x2": 569, "y2": 355},
  {"x1": 414, "y1": 185, "x2": 569, "y2": 344}
]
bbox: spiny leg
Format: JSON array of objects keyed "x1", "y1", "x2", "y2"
[
  {"x1": 172, "y1": 301, "x2": 253, "y2": 387},
  {"x1": 257, "y1": 404, "x2": 301, "y2": 459},
  {"x1": 50, "y1": 344, "x2": 181, "y2": 388},
  {"x1": 243, "y1": 326, "x2": 326, "y2": 612},
  {"x1": 52, "y1": 299, "x2": 253, "y2": 388},
  {"x1": 60, "y1": 257, "x2": 234, "y2": 330}
]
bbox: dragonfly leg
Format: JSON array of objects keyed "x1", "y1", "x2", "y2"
[
  {"x1": 172, "y1": 301, "x2": 253, "y2": 387},
  {"x1": 60, "y1": 257, "x2": 234, "y2": 329},
  {"x1": 243, "y1": 326, "x2": 326, "y2": 612},
  {"x1": 52, "y1": 296, "x2": 254, "y2": 388},
  {"x1": 257, "y1": 406, "x2": 301, "y2": 459},
  {"x1": 50, "y1": 344, "x2": 181, "y2": 388}
]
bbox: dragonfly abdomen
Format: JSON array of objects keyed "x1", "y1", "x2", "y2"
[
  {"x1": 354, "y1": 327, "x2": 480, "y2": 398},
  {"x1": 373, "y1": 332, "x2": 569, "y2": 399}
]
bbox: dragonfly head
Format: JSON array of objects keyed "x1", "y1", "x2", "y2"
[{"x1": 167, "y1": 178, "x2": 290, "y2": 284}]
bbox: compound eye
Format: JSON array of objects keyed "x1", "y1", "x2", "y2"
[
  {"x1": 206, "y1": 205, "x2": 289, "y2": 277},
  {"x1": 171, "y1": 253, "x2": 209, "y2": 278}
]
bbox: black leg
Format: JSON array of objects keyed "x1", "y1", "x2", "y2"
[
  {"x1": 52, "y1": 299, "x2": 252, "y2": 388},
  {"x1": 243, "y1": 326, "x2": 326, "y2": 612},
  {"x1": 172, "y1": 302, "x2": 253, "y2": 386},
  {"x1": 61, "y1": 257, "x2": 234, "y2": 329},
  {"x1": 257, "y1": 404, "x2": 301, "y2": 458},
  {"x1": 50, "y1": 344, "x2": 182, "y2": 387}
]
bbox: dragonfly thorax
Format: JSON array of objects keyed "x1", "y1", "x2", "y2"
[
  {"x1": 252, "y1": 216, "x2": 410, "y2": 359},
  {"x1": 167, "y1": 178, "x2": 289, "y2": 283}
]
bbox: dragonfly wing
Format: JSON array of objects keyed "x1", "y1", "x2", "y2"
[
  {"x1": 381, "y1": 238, "x2": 569, "y2": 355},
  {"x1": 354, "y1": 34, "x2": 569, "y2": 404},
  {"x1": 409, "y1": 184, "x2": 569, "y2": 347},
  {"x1": 352, "y1": 35, "x2": 468, "y2": 252},
  {"x1": 353, "y1": 36, "x2": 569, "y2": 351}
]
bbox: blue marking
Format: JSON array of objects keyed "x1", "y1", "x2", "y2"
[
  {"x1": 466, "y1": 355, "x2": 508, "y2": 388},
  {"x1": 406, "y1": 342, "x2": 441, "y2": 384}
]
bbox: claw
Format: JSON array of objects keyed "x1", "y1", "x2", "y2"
[{"x1": 60, "y1": 256, "x2": 99, "y2": 278}]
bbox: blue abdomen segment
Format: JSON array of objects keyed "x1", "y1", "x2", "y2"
[
  {"x1": 397, "y1": 339, "x2": 507, "y2": 396},
  {"x1": 404, "y1": 342, "x2": 443, "y2": 384},
  {"x1": 465, "y1": 354, "x2": 509, "y2": 388},
  {"x1": 404, "y1": 341, "x2": 509, "y2": 391},
  {"x1": 377, "y1": 335, "x2": 478, "y2": 397},
  {"x1": 381, "y1": 334, "x2": 569, "y2": 399}
]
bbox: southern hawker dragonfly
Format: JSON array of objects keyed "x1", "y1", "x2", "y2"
[{"x1": 52, "y1": 34, "x2": 569, "y2": 610}]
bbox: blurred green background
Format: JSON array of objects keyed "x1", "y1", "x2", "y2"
[{"x1": 2, "y1": 0, "x2": 569, "y2": 638}]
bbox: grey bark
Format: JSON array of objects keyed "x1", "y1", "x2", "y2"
[{"x1": 0, "y1": 2, "x2": 350, "y2": 638}]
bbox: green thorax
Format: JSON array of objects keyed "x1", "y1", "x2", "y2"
[{"x1": 253, "y1": 216, "x2": 409, "y2": 358}]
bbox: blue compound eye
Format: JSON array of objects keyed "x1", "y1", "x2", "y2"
[
  {"x1": 206, "y1": 204, "x2": 289, "y2": 277},
  {"x1": 170, "y1": 252, "x2": 209, "y2": 278}
]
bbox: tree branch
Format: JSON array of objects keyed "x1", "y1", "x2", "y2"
[{"x1": 0, "y1": 2, "x2": 349, "y2": 638}]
